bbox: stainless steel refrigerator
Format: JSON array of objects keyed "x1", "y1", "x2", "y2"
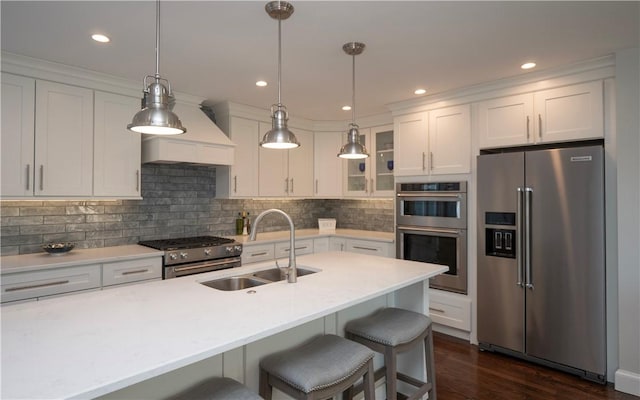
[{"x1": 477, "y1": 144, "x2": 606, "y2": 382}]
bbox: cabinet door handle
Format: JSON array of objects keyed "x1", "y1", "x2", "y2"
[
  {"x1": 430, "y1": 152, "x2": 434, "y2": 171},
  {"x1": 364, "y1": 179, "x2": 368, "y2": 193},
  {"x1": 370, "y1": 178, "x2": 374, "y2": 194},
  {"x1": 122, "y1": 269, "x2": 149, "y2": 276},
  {"x1": 353, "y1": 245, "x2": 377, "y2": 252},
  {"x1": 290, "y1": 178, "x2": 294, "y2": 193},
  {"x1": 526, "y1": 115, "x2": 530, "y2": 139},
  {"x1": 429, "y1": 307, "x2": 446, "y2": 314},
  {"x1": 136, "y1": 170, "x2": 140, "y2": 192},
  {"x1": 283, "y1": 246, "x2": 308, "y2": 252},
  {"x1": 284, "y1": 178, "x2": 289, "y2": 193},
  {"x1": 422, "y1": 152, "x2": 426, "y2": 170},
  {"x1": 39, "y1": 165, "x2": 44, "y2": 191},
  {"x1": 25, "y1": 164, "x2": 30, "y2": 190},
  {"x1": 6, "y1": 280, "x2": 70, "y2": 292},
  {"x1": 234, "y1": 176, "x2": 237, "y2": 193},
  {"x1": 251, "y1": 251, "x2": 268, "y2": 257},
  {"x1": 315, "y1": 179, "x2": 318, "y2": 194},
  {"x1": 538, "y1": 114, "x2": 542, "y2": 139}
]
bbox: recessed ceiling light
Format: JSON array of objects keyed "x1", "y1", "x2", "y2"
[
  {"x1": 342, "y1": 105, "x2": 352, "y2": 111},
  {"x1": 521, "y1": 62, "x2": 536, "y2": 70},
  {"x1": 91, "y1": 34, "x2": 110, "y2": 43},
  {"x1": 414, "y1": 88, "x2": 427, "y2": 95},
  {"x1": 256, "y1": 80, "x2": 268, "y2": 87}
]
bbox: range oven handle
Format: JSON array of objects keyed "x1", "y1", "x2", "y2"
[
  {"x1": 397, "y1": 225, "x2": 462, "y2": 236},
  {"x1": 396, "y1": 193, "x2": 463, "y2": 199},
  {"x1": 173, "y1": 258, "x2": 239, "y2": 273}
]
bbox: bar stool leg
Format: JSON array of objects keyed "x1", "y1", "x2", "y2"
[
  {"x1": 424, "y1": 324, "x2": 437, "y2": 400},
  {"x1": 259, "y1": 368, "x2": 273, "y2": 400},
  {"x1": 385, "y1": 345, "x2": 398, "y2": 400},
  {"x1": 363, "y1": 358, "x2": 376, "y2": 400}
]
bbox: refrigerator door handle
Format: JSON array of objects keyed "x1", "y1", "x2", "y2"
[
  {"x1": 525, "y1": 187, "x2": 534, "y2": 290},
  {"x1": 516, "y1": 188, "x2": 524, "y2": 287}
]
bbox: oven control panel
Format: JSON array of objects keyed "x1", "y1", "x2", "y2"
[{"x1": 165, "y1": 244, "x2": 243, "y2": 266}]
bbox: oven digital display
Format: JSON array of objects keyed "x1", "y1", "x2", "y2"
[
  {"x1": 404, "y1": 200, "x2": 459, "y2": 218},
  {"x1": 403, "y1": 234, "x2": 458, "y2": 276}
]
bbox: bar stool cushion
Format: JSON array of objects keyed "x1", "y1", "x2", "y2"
[
  {"x1": 167, "y1": 377, "x2": 263, "y2": 400},
  {"x1": 345, "y1": 307, "x2": 432, "y2": 346},
  {"x1": 260, "y1": 334, "x2": 374, "y2": 393}
]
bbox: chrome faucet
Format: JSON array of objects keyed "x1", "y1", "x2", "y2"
[{"x1": 249, "y1": 209, "x2": 297, "y2": 283}]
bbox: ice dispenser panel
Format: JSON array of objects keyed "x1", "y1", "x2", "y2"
[{"x1": 485, "y1": 212, "x2": 516, "y2": 258}]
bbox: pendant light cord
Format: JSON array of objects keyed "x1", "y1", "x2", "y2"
[
  {"x1": 277, "y1": 15, "x2": 282, "y2": 106},
  {"x1": 351, "y1": 53, "x2": 356, "y2": 125},
  {"x1": 155, "y1": 0, "x2": 161, "y2": 80}
]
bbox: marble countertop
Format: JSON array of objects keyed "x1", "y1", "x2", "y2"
[
  {"x1": 1, "y1": 251, "x2": 446, "y2": 400},
  {"x1": 0, "y1": 245, "x2": 164, "y2": 275},
  {"x1": 229, "y1": 228, "x2": 395, "y2": 244}
]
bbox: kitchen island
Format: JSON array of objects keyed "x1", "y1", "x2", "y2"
[{"x1": 1, "y1": 251, "x2": 447, "y2": 399}]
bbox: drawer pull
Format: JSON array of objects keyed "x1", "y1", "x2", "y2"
[
  {"x1": 429, "y1": 307, "x2": 446, "y2": 313},
  {"x1": 283, "y1": 246, "x2": 308, "y2": 252},
  {"x1": 6, "y1": 280, "x2": 70, "y2": 292},
  {"x1": 251, "y1": 251, "x2": 268, "y2": 257},
  {"x1": 122, "y1": 269, "x2": 149, "y2": 276},
  {"x1": 352, "y1": 246, "x2": 377, "y2": 252}
]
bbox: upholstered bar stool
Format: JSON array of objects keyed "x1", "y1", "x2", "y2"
[
  {"x1": 345, "y1": 307, "x2": 437, "y2": 400},
  {"x1": 259, "y1": 334, "x2": 376, "y2": 400},
  {"x1": 167, "y1": 376, "x2": 263, "y2": 400}
]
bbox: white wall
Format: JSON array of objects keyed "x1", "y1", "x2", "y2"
[{"x1": 614, "y1": 46, "x2": 640, "y2": 396}]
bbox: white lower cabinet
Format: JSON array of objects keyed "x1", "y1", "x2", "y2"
[
  {"x1": 329, "y1": 237, "x2": 347, "y2": 252},
  {"x1": 275, "y1": 239, "x2": 314, "y2": 258},
  {"x1": 241, "y1": 243, "x2": 276, "y2": 265},
  {"x1": 1, "y1": 264, "x2": 101, "y2": 304},
  {"x1": 312, "y1": 237, "x2": 330, "y2": 253},
  {"x1": 102, "y1": 258, "x2": 162, "y2": 287},
  {"x1": 345, "y1": 239, "x2": 393, "y2": 257},
  {"x1": 428, "y1": 289, "x2": 471, "y2": 332}
]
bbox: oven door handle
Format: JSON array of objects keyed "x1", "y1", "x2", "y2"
[
  {"x1": 397, "y1": 225, "x2": 462, "y2": 235},
  {"x1": 396, "y1": 193, "x2": 462, "y2": 199},
  {"x1": 172, "y1": 258, "x2": 240, "y2": 273}
]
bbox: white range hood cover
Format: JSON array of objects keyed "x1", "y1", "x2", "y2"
[{"x1": 141, "y1": 102, "x2": 235, "y2": 166}]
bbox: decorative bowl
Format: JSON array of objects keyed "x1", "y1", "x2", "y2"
[{"x1": 42, "y1": 242, "x2": 75, "y2": 255}]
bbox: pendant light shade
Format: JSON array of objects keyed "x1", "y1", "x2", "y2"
[
  {"x1": 261, "y1": 1, "x2": 299, "y2": 149},
  {"x1": 338, "y1": 42, "x2": 368, "y2": 159},
  {"x1": 127, "y1": 0, "x2": 185, "y2": 135}
]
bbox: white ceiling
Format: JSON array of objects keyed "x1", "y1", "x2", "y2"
[{"x1": 2, "y1": 1, "x2": 638, "y2": 121}]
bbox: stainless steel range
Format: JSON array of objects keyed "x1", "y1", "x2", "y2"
[{"x1": 138, "y1": 236, "x2": 242, "y2": 279}]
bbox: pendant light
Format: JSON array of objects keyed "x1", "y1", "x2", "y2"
[
  {"x1": 338, "y1": 42, "x2": 368, "y2": 159},
  {"x1": 261, "y1": 1, "x2": 300, "y2": 149},
  {"x1": 127, "y1": 0, "x2": 186, "y2": 135}
]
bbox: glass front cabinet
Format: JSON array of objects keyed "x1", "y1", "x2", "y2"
[{"x1": 343, "y1": 124, "x2": 394, "y2": 197}]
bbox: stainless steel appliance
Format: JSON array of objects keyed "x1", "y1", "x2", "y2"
[
  {"x1": 138, "y1": 236, "x2": 242, "y2": 279},
  {"x1": 477, "y1": 144, "x2": 606, "y2": 382},
  {"x1": 396, "y1": 182, "x2": 467, "y2": 294}
]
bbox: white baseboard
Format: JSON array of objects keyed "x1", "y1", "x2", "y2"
[
  {"x1": 432, "y1": 323, "x2": 470, "y2": 341},
  {"x1": 615, "y1": 369, "x2": 640, "y2": 396}
]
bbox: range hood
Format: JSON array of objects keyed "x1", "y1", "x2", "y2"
[{"x1": 141, "y1": 102, "x2": 235, "y2": 165}]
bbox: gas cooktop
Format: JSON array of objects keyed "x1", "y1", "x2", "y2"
[{"x1": 138, "y1": 236, "x2": 235, "y2": 251}]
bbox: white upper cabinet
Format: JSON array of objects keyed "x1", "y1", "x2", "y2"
[
  {"x1": 478, "y1": 81, "x2": 603, "y2": 149},
  {"x1": 394, "y1": 113, "x2": 429, "y2": 176},
  {"x1": 343, "y1": 125, "x2": 394, "y2": 197},
  {"x1": 394, "y1": 105, "x2": 471, "y2": 177},
  {"x1": 313, "y1": 131, "x2": 343, "y2": 197},
  {"x1": 428, "y1": 104, "x2": 471, "y2": 175},
  {"x1": 477, "y1": 94, "x2": 534, "y2": 148},
  {"x1": 35, "y1": 80, "x2": 94, "y2": 196},
  {"x1": 216, "y1": 116, "x2": 260, "y2": 198},
  {"x1": 1, "y1": 73, "x2": 35, "y2": 197},
  {"x1": 93, "y1": 91, "x2": 141, "y2": 198},
  {"x1": 534, "y1": 81, "x2": 604, "y2": 143},
  {"x1": 259, "y1": 126, "x2": 314, "y2": 197}
]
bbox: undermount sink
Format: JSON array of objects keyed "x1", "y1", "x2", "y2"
[
  {"x1": 252, "y1": 267, "x2": 317, "y2": 282},
  {"x1": 201, "y1": 266, "x2": 319, "y2": 291},
  {"x1": 201, "y1": 276, "x2": 267, "y2": 291}
]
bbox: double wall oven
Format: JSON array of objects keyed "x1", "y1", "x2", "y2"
[
  {"x1": 138, "y1": 236, "x2": 242, "y2": 279},
  {"x1": 396, "y1": 182, "x2": 468, "y2": 294}
]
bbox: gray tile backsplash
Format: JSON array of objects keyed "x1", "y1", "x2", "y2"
[{"x1": 1, "y1": 164, "x2": 393, "y2": 256}]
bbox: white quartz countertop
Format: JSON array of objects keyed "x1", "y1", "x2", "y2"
[
  {"x1": 229, "y1": 228, "x2": 394, "y2": 244},
  {"x1": 0, "y1": 245, "x2": 164, "y2": 274},
  {"x1": 1, "y1": 252, "x2": 446, "y2": 400}
]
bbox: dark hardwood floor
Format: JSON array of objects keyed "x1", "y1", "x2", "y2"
[{"x1": 433, "y1": 332, "x2": 639, "y2": 400}]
